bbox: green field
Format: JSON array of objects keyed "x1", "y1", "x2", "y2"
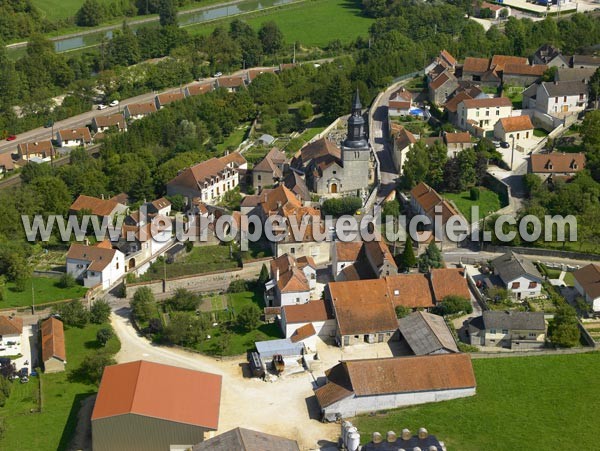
[
  {"x1": 355, "y1": 352, "x2": 600, "y2": 450},
  {"x1": 444, "y1": 188, "x2": 502, "y2": 222},
  {"x1": 187, "y1": 0, "x2": 374, "y2": 46},
  {"x1": 1, "y1": 277, "x2": 88, "y2": 309},
  {"x1": 0, "y1": 323, "x2": 120, "y2": 450},
  {"x1": 216, "y1": 122, "x2": 251, "y2": 153}
]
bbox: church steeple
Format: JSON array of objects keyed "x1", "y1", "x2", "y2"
[{"x1": 343, "y1": 89, "x2": 368, "y2": 149}]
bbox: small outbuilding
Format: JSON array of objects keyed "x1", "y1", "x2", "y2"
[
  {"x1": 398, "y1": 311, "x2": 459, "y2": 355},
  {"x1": 41, "y1": 317, "x2": 66, "y2": 373},
  {"x1": 192, "y1": 427, "x2": 299, "y2": 451}
]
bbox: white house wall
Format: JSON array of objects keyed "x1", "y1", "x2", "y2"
[{"x1": 322, "y1": 387, "x2": 476, "y2": 420}]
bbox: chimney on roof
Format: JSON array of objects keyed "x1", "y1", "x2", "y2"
[
  {"x1": 84, "y1": 238, "x2": 89, "y2": 246},
  {"x1": 275, "y1": 267, "x2": 280, "y2": 281}
]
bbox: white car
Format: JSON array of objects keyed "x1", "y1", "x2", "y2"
[
  {"x1": 109, "y1": 100, "x2": 119, "y2": 107},
  {"x1": 97, "y1": 104, "x2": 107, "y2": 110},
  {"x1": 213, "y1": 72, "x2": 223, "y2": 78}
]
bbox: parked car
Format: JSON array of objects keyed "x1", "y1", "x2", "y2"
[
  {"x1": 97, "y1": 104, "x2": 107, "y2": 110},
  {"x1": 109, "y1": 100, "x2": 119, "y2": 107},
  {"x1": 213, "y1": 71, "x2": 223, "y2": 77},
  {"x1": 500, "y1": 141, "x2": 510, "y2": 149},
  {"x1": 6, "y1": 135, "x2": 16, "y2": 141}
]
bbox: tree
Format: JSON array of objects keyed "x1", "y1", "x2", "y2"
[
  {"x1": 90, "y1": 299, "x2": 112, "y2": 324},
  {"x1": 432, "y1": 295, "x2": 473, "y2": 316},
  {"x1": 382, "y1": 199, "x2": 401, "y2": 217},
  {"x1": 395, "y1": 305, "x2": 411, "y2": 319},
  {"x1": 130, "y1": 287, "x2": 155, "y2": 322},
  {"x1": 321, "y1": 73, "x2": 352, "y2": 120},
  {"x1": 55, "y1": 300, "x2": 89, "y2": 327},
  {"x1": 418, "y1": 242, "x2": 443, "y2": 272},
  {"x1": 297, "y1": 102, "x2": 314, "y2": 121},
  {"x1": 96, "y1": 327, "x2": 113, "y2": 347},
  {"x1": 158, "y1": 0, "x2": 177, "y2": 27},
  {"x1": 249, "y1": 73, "x2": 285, "y2": 107},
  {"x1": 548, "y1": 305, "x2": 580, "y2": 348},
  {"x1": 400, "y1": 236, "x2": 416, "y2": 269},
  {"x1": 77, "y1": 352, "x2": 116, "y2": 385},
  {"x1": 589, "y1": 67, "x2": 600, "y2": 108},
  {"x1": 258, "y1": 264, "x2": 269, "y2": 285},
  {"x1": 402, "y1": 141, "x2": 430, "y2": 189},
  {"x1": 227, "y1": 279, "x2": 248, "y2": 293},
  {"x1": 57, "y1": 273, "x2": 76, "y2": 289},
  {"x1": 76, "y1": 0, "x2": 104, "y2": 27},
  {"x1": 321, "y1": 196, "x2": 362, "y2": 217},
  {"x1": 258, "y1": 21, "x2": 284, "y2": 54},
  {"x1": 167, "y1": 288, "x2": 201, "y2": 311},
  {"x1": 236, "y1": 304, "x2": 261, "y2": 331},
  {"x1": 164, "y1": 312, "x2": 205, "y2": 345},
  {"x1": 8, "y1": 254, "x2": 32, "y2": 292},
  {"x1": 30, "y1": 177, "x2": 72, "y2": 217}
]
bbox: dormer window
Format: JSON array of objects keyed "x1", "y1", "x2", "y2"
[{"x1": 547, "y1": 161, "x2": 553, "y2": 170}]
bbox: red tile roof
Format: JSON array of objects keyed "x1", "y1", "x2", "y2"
[
  {"x1": 498, "y1": 115, "x2": 534, "y2": 133},
  {"x1": 290, "y1": 323, "x2": 316, "y2": 342},
  {"x1": 429, "y1": 72, "x2": 452, "y2": 90},
  {"x1": 41, "y1": 317, "x2": 66, "y2": 362},
  {"x1": 125, "y1": 102, "x2": 157, "y2": 116},
  {"x1": 440, "y1": 49, "x2": 457, "y2": 67},
  {"x1": 66, "y1": 242, "x2": 118, "y2": 272},
  {"x1": 0, "y1": 153, "x2": 15, "y2": 171},
  {"x1": 185, "y1": 83, "x2": 213, "y2": 96},
  {"x1": 58, "y1": 127, "x2": 92, "y2": 143},
  {"x1": 156, "y1": 92, "x2": 185, "y2": 106},
  {"x1": 282, "y1": 299, "x2": 332, "y2": 324},
  {"x1": 93, "y1": 113, "x2": 126, "y2": 129},
  {"x1": 17, "y1": 140, "x2": 54, "y2": 157},
  {"x1": 503, "y1": 63, "x2": 547, "y2": 76},
  {"x1": 491, "y1": 55, "x2": 528, "y2": 71},
  {"x1": 444, "y1": 132, "x2": 472, "y2": 144},
  {"x1": 463, "y1": 57, "x2": 490, "y2": 74},
  {"x1": 573, "y1": 264, "x2": 600, "y2": 299},
  {"x1": 0, "y1": 316, "x2": 22, "y2": 335},
  {"x1": 70, "y1": 194, "x2": 123, "y2": 217},
  {"x1": 444, "y1": 91, "x2": 473, "y2": 113},
  {"x1": 461, "y1": 97, "x2": 513, "y2": 108},
  {"x1": 218, "y1": 76, "x2": 246, "y2": 88},
  {"x1": 430, "y1": 268, "x2": 471, "y2": 301},
  {"x1": 92, "y1": 360, "x2": 222, "y2": 429},
  {"x1": 530, "y1": 152, "x2": 586, "y2": 174}
]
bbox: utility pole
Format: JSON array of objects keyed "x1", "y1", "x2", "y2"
[
  {"x1": 510, "y1": 134, "x2": 515, "y2": 170},
  {"x1": 31, "y1": 283, "x2": 35, "y2": 315}
]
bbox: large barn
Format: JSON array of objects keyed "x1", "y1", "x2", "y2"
[{"x1": 91, "y1": 360, "x2": 222, "y2": 451}]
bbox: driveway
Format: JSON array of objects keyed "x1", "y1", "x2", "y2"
[
  {"x1": 110, "y1": 310, "x2": 338, "y2": 450},
  {"x1": 14, "y1": 325, "x2": 36, "y2": 372}
]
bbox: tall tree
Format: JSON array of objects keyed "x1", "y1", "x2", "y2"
[
  {"x1": 76, "y1": 0, "x2": 104, "y2": 27},
  {"x1": 158, "y1": 0, "x2": 178, "y2": 27},
  {"x1": 400, "y1": 236, "x2": 416, "y2": 269},
  {"x1": 258, "y1": 21, "x2": 284, "y2": 55},
  {"x1": 321, "y1": 74, "x2": 352, "y2": 120}
]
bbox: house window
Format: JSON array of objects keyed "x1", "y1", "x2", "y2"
[
  {"x1": 290, "y1": 247, "x2": 295, "y2": 254},
  {"x1": 496, "y1": 109, "x2": 500, "y2": 116},
  {"x1": 490, "y1": 329, "x2": 496, "y2": 334},
  {"x1": 343, "y1": 336, "x2": 350, "y2": 346},
  {"x1": 502, "y1": 329, "x2": 508, "y2": 334},
  {"x1": 296, "y1": 297, "x2": 300, "y2": 303},
  {"x1": 555, "y1": 97, "x2": 559, "y2": 103},
  {"x1": 529, "y1": 333, "x2": 536, "y2": 338},
  {"x1": 485, "y1": 110, "x2": 490, "y2": 117},
  {"x1": 257, "y1": 175, "x2": 261, "y2": 181},
  {"x1": 116, "y1": 262, "x2": 119, "y2": 269},
  {"x1": 333, "y1": 170, "x2": 337, "y2": 175},
  {"x1": 529, "y1": 282, "x2": 537, "y2": 289},
  {"x1": 563, "y1": 96, "x2": 567, "y2": 102},
  {"x1": 512, "y1": 282, "x2": 520, "y2": 289}
]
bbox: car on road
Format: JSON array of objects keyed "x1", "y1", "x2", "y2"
[
  {"x1": 109, "y1": 100, "x2": 120, "y2": 107},
  {"x1": 6, "y1": 135, "x2": 16, "y2": 141},
  {"x1": 500, "y1": 141, "x2": 510, "y2": 148},
  {"x1": 213, "y1": 72, "x2": 223, "y2": 77},
  {"x1": 97, "y1": 104, "x2": 107, "y2": 110}
]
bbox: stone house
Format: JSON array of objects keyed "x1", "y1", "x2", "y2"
[
  {"x1": 91, "y1": 113, "x2": 127, "y2": 134},
  {"x1": 252, "y1": 147, "x2": 286, "y2": 192},
  {"x1": 390, "y1": 124, "x2": 416, "y2": 174},
  {"x1": 330, "y1": 240, "x2": 398, "y2": 281},
  {"x1": 443, "y1": 131, "x2": 474, "y2": 158},
  {"x1": 56, "y1": 127, "x2": 92, "y2": 148},
  {"x1": 456, "y1": 97, "x2": 513, "y2": 137},
  {"x1": 388, "y1": 87, "x2": 414, "y2": 116},
  {"x1": 264, "y1": 253, "x2": 317, "y2": 307},
  {"x1": 529, "y1": 152, "x2": 585, "y2": 183},
  {"x1": 280, "y1": 299, "x2": 336, "y2": 339},
  {"x1": 522, "y1": 80, "x2": 588, "y2": 116},
  {"x1": 493, "y1": 115, "x2": 534, "y2": 145}
]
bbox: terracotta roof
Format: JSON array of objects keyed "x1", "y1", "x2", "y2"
[
  {"x1": 156, "y1": 92, "x2": 185, "y2": 106},
  {"x1": 247, "y1": 67, "x2": 278, "y2": 81},
  {"x1": 503, "y1": 63, "x2": 547, "y2": 76},
  {"x1": 299, "y1": 138, "x2": 341, "y2": 164},
  {"x1": 282, "y1": 299, "x2": 332, "y2": 324},
  {"x1": 58, "y1": 127, "x2": 92, "y2": 143},
  {"x1": 218, "y1": 76, "x2": 246, "y2": 88},
  {"x1": 482, "y1": 1, "x2": 503, "y2": 11},
  {"x1": 490, "y1": 55, "x2": 528, "y2": 71},
  {"x1": 192, "y1": 427, "x2": 299, "y2": 451},
  {"x1": 410, "y1": 182, "x2": 462, "y2": 226},
  {"x1": 444, "y1": 91, "x2": 473, "y2": 113},
  {"x1": 574, "y1": 264, "x2": 600, "y2": 299},
  {"x1": 393, "y1": 126, "x2": 417, "y2": 150},
  {"x1": 260, "y1": 184, "x2": 301, "y2": 215},
  {"x1": 430, "y1": 268, "x2": 470, "y2": 301},
  {"x1": 185, "y1": 83, "x2": 213, "y2": 96},
  {"x1": 92, "y1": 360, "x2": 222, "y2": 430},
  {"x1": 110, "y1": 193, "x2": 129, "y2": 205},
  {"x1": 168, "y1": 157, "x2": 235, "y2": 191},
  {"x1": 17, "y1": 140, "x2": 54, "y2": 157},
  {"x1": 41, "y1": 317, "x2": 66, "y2": 362},
  {"x1": 329, "y1": 279, "x2": 399, "y2": 335},
  {"x1": 270, "y1": 254, "x2": 310, "y2": 293},
  {"x1": 385, "y1": 274, "x2": 435, "y2": 308},
  {"x1": 317, "y1": 354, "x2": 475, "y2": 407},
  {"x1": 389, "y1": 100, "x2": 412, "y2": 110},
  {"x1": 253, "y1": 148, "x2": 285, "y2": 175},
  {"x1": 440, "y1": 49, "x2": 457, "y2": 67},
  {"x1": 461, "y1": 97, "x2": 513, "y2": 109},
  {"x1": 530, "y1": 152, "x2": 585, "y2": 174},
  {"x1": 0, "y1": 153, "x2": 15, "y2": 171},
  {"x1": 429, "y1": 72, "x2": 453, "y2": 90},
  {"x1": 296, "y1": 255, "x2": 316, "y2": 269},
  {"x1": 363, "y1": 240, "x2": 397, "y2": 270},
  {"x1": 151, "y1": 197, "x2": 171, "y2": 210},
  {"x1": 463, "y1": 57, "x2": 490, "y2": 74},
  {"x1": 93, "y1": 113, "x2": 125, "y2": 129},
  {"x1": 444, "y1": 132, "x2": 472, "y2": 144},
  {"x1": 335, "y1": 241, "x2": 363, "y2": 262},
  {"x1": 290, "y1": 323, "x2": 316, "y2": 343},
  {"x1": 67, "y1": 242, "x2": 118, "y2": 272},
  {"x1": 70, "y1": 194, "x2": 122, "y2": 217},
  {"x1": 498, "y1": 115, "x2": 534, "y2": 133},
  {"x1": 125, "y1": 102, "x2": 157, "y2": 116},
  {"x1": 220, "y1": 152, "x2": 246, "y2": 167},
  {"x1": 0, "y1": 316, "x2": 22, "y2": 335},
  {"x1": 390, "y1": 88, "x2": 413, "y2": 102}
]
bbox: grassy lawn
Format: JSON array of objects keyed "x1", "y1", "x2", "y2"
[
  {"x1": 187, "y1": 0, "x2": 374, "y2": 46},
  {"x1": 355, "y1": 352, "x2": 600, "y2": 450},
  {"x1": 138, "y1": 245, "x2": 239, "y2": 281},
  {"x1": 215, "y1": 122, "x2": 250, "y2": 153},
  {"x1": 0, "y1": 323, "x2": 120, "y2": 451},
  {"x1": 1, "y1": 277, "x2": 88, "y2": 309},
  {"x1": 31, "y1": 0, "x2": 115, "y2": 21},
  {"x1": 563, "y1": 271, "x2": 575, "y2": 287},
  {"x1": 533, "y1": 128, "x2": 549, "y2": 138},
  {"x1": 443, "y1": 188, "x2": 502, "y2": 222}
]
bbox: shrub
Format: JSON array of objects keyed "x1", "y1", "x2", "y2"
[
  {"x1": 90, "y1": 299, "x2": 111, "y2": 324},
  {"x1": 470, "y1": 187, "x2": 480, "y2": 201},
  {"x1": 130, "y1": 287, "x2": 155, "y2": 322},
  {"x1": 76, "y1": 352, "x2": 116, "y2": 385},
  {"x1": 236, "y1": 304, "x2": 261, "y2": 331},
  {"x1": 228, "y1": 279, "x2": 248, "y2": 293},
  {"x1": 96, "y1": 327, "x2": 113, "y2": 347},
  {"x1": 57, "y1": 273, "x2": 76, "y2": 289},
  {"x1": 395, "y1": 305, "x2": 411, "y2": 319},
  {"x1": 321, "y1": 196, "x2": 362, "y2": 217},
  {"x1": 167, "y1": 288, "x2": 201, "y2": 311},
  {"x1": 548, "y1": 305, "x2": 580, "y2": 348},
  {"x1": 433, "y1": 295, "x2": 473, "y2": 316},
  {"x1": 55, "y1": 300, "x2": 89, "y2": 327}
]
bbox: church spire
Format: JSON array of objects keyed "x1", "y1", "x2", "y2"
[{"x1": 343, "y1": 88, "x2": 368, "y2": 149}]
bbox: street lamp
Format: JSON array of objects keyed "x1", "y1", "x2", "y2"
[{"x1": 510, "y1": 134, "x2": 515, "y2": 171}]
